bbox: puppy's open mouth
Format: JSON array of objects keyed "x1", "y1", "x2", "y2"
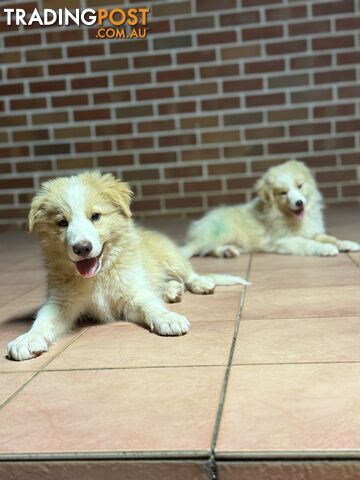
[
  {"x1": 293, "y1": 206, "x2": 305, "y2": 218},
  {"x1": 75, "y1": 247, "x2": 104, "y2": 278}
]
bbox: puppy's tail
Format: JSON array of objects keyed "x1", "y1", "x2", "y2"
[{"x1": 208, "y1": 273, "x2": 251, "y2": 286}]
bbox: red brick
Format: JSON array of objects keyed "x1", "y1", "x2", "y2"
[
  {"x1": 337, "y1": 51, "x2": 360, "y2": 65},
  {"x1": 201, "y1": 130, "x2": 240, "y2": 144},
  {"x1": 268, "y1": 73, "x2": 309, "y2": 89},
  {"x1": 314, "y1": 103, "x2": 355, "y2": 118},
  {"x1": 314, "y1": 69, "x2": 356, "y2": 84},
  {"x1": 221, "y1": 11, "x2": 260, "y2": 26},
  {"x1": 138, "y1": 120, "x2": 175, "y2": 133},
  {"x1": 114, "y1": 72, "x2": 151, "y2": 86},
  {"x1": 312, "y1": 35, "x2": 354, "y2": 51},
  {"x1": 291, "y1": 54, "x2": 332, "y2": 70},
  {"x1": 11, "y1": 98, "x2": 46, "y2": 110},
  {"x1": 198, "y1": 30, "x2": 237, "y2": 46},
  {"x1": 185, "y1": 179, "x2": 221, "y2": 193},
  {"x1": 142, "y1": 183, "x2": 179, "y2": 195},
  {"x1": 266, "y1": 40, "x2": 306, "y2": 55},
  {"x1": 340, "y1": 153, "x2": 360, "y2": 165},
  {"x1": 52, "y1": 94, "x2": 88, "y2": 108},
  {"x1": 16, "y1": 160, "x2": 52, "y2": 173},
  {"x1": 30, "y1": 80, "x2": 65, "y2": 93},
  {"x1": 71, "y1": 77, "x2": 108, "y2": 90},
  {"x1": 245, "y1": 59, "x2": 284, "y2": 74},
  {"x1": 181, "y1": 116, "x2": 218, "y2": 129},
  {"x1": 0, "y1": 83, "x2": 23, "y2": 95},
  {"x1": 314, "y1": 137, "x2": 355, "y2": 151},
  {"x1": 165, "y1": 166, "x2": 202, "y2": 178},
  {"x1": 336, "y1": 17, "x2": 360, "y2": 30},
  {"x1": 165, "y1": 197, "x2": 203, "y2": 209},
  {"x1": 208, "y1": 163, "x2": 246, "y2": 175},
  {"x1": 196, "y1": 0, "x2": 236, "y2": 11},
  {"x1": 132, "y1": 200, "x2": 162, "y2": 212},
  {"x1": 117, "y1": 137, "x2": 153, "y2": 150},
  {"x1": 139, "y1": 152, "x2": 177, "y2": 164},
  {"x1": 221, "y1": 45, "x2": 261, "y2": 60},
  {"x1": 316, "y1": 169, "x2": 356, "y2": 182},
  {"x1": 134, "y1": 54, "x2": 171, "y2": 68},
  {"x1": 179, "y1": 83, "x2": 217, "y2": 96},
  {"x1": 298, "y1": 155, "x2": 337, "y2": 168},
  {"x1": 313, "y1": 1, "x2": 354, "y2": 16},
  {"x1": 246, "y1": 93, "x2": 285, "y2": 108},
  {"x1": 157, "y1": 68, "x2": 195, "y2": 82},
  {"x1": 0, "y1": 178, "x2": 33, "y2": 189},
  {"x1": 269, "y1": 141, "x2": 308, "y2": 154},
  {"x1": 289, "y1": 20, "x2": 330, "y2": 36},
  {"x1": 201, "y1": 64, "x2": 239, "y2": 79},
  {"x1": 159, "y1": 101, "x2": 196, "y2": 115},
  {"x1": 95, "y1": 124, "x2": 132, "y2": 136},
  {"x1": 154, "y1": 35, "x2": 192, "y2": 50},
  {"x1": 227, "y1": 176, "x2": 259, "y2": 190},
  {"x1": 123, "y1": 169, "x2": 159, "y2": 181},
  {"x1": 268, "y1": 108, "x2": 308, "y2": 122},
  {"x1": 68, "y1": 44, "x2": 104, "y2": 57},
  {"x1": 246, "y1": 126, "x2": 284, "y2": 140},
  {"x1": 153, "y1": 1, "x2": 190, "y2": 16},
  {"x1": 336, "y1": 119, "x2": 360, "y2": 133},
  {"x1": 266, "y1": 5, "x2": 307, "y2": 21},
  {"x1": 91, "y1": 58, "x2": 129, "y2": 72},
  {"x1": 224, "y1": 145, "x2": 263, "y2": 158},
  {"x1": 49, "y1": 62, "x2": 85, "y2": 76},
  {"x1": 224, "y1": 79, "x2": 263, "y2": 92},
  {"x1": 159, "y1": 134, "x2": 196, "y2": 147},
  {"x1": 338, "y1": 85, "x2": 360, "y2": 99},
  {"x1": 203, "y1": 97, "x2": 240, "y2": 111},
  {"x1": 182, "y1": 148, "x2": 220, "y2": 162},
  {"x1": 136, "y1": 86, "x2": 173, "y2": 101},
  {"x1": 151, "y1": 20, "x2": 171, "y2": 34},
  {"x1": 13, "y1": 129, "x2": 49, "y2": 142},
  {"x1": 7, "y1": 65, "x2": 43, "y2": 79},
  {"x1": 0, "y1": 146, "x2": 29, "y2": 158},
  {"x1": 76, "y1": 141, "x2": 112, "y2": 154},
  {"x1": 5, "y1": 33, "x2": 40, "y2": 47},
  {"x1": 291, "y1": 88, "x2": 332, "y2": 104},
  {"x1": 97, "y1": 154, "x2": 133, "y2": 168},
  {"x1": 74, "y1": 109, "x2": 111, "y2": 122},
  {"x1": 243, "y1": 25, "x2": 283, "y2": 41},
  {"x1": 177, "y1": 49, "x2": 216, "y2": 64},
  {"x1": 289, "y1": 122, "x2": 331, "y2": 136},
  {"x1": 47, "y1": 30, "x2": 83, "y2": 43},
  {"x1": 342, "y1": 185, "x2": 360, "y2": 197},
  {"x1": 176, "y1": 16, "x2": 215, "y2": 31}
]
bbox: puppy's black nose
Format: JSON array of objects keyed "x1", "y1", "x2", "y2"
[
  {"x1": 296, "y1": 200, "x2": 303, "y2": 207},
  {"x1": 73, "y1": 241, "x2": 92, "y2": 257}
]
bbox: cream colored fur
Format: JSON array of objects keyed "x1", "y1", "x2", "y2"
[
  {"x1": 183, "y1": 160, "x2": 360, "y2": 258},
  {"x1": 7, "y1": 172, "x2": 248, "y2": 361}
]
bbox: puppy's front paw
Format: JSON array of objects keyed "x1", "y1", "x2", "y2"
[
  {"x1": 187, "y1": 275, "x2": 215, "y2": 295},
  {"x1": 213, "y1": 245, "x2": 241, "y2": 258},
  {"x1": 7, "y1": 332, "x2": 49, "y2": 361},
  {"x1": 316, "y1": 244, "x2": 339, "y2": 256},
  {"x1": 337, "y1": 240, "x2": 360, "y2": 252},
  {"x1": 151, "y1": 312, "x2": 190, "y2": 336}
]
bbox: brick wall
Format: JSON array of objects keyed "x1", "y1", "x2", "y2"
[{"x1": 0, "y1": 0, "x2": 359, "y2": 230}]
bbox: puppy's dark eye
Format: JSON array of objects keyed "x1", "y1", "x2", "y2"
[
  {"x1": 91, "y1": 212, "x2": 101, "y2": 222},
  {"x1": 298, "y1": 184, "x2": 303, "y2": 189},
  {"x1": 280, "y1": 191, "x2": 287, "y2": 196},
  {"x1": 58, "y1": 219, "x2": 68, "y2": 227}
]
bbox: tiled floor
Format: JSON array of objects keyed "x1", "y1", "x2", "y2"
[{"x1": 0, "y1": 206, "x2": 359, "y2": 479}]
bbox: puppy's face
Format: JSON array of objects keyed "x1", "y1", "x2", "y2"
[
  {"x1": 28, "y1": 172, "x2": 132, "y2": 278},
  {"x1": 256, "y1": 160, "x2": 316, "y2": 219}
]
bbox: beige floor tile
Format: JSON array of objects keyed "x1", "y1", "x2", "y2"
[
  {"x1": 191, "y1": 255, "x2": 250, "y2": 276},
  {"x1": 349, "y1": 251, "x2": 360, "y2": 265},
  {"x1": 0, "y1": 285, "x2": 37, "y2": 308},
  {"x1": 0, "y1": 366, "x2": 224, "y2": 454},
  {"x1": 249, "y1": 264, "x2": 359, "y2": 290},
  {"x1": 250, "y1": 253, "x2": 353, "y2": 271},
  {"x1": 0, "y1": 372, "x2": 33, "y2": 406},
  {"x1": 234, "y1": 317, "x2": 360, "y2": 364},
  {"x1": 0, "y1": 318, "x2": 89, "y2": 373},
  {"x1": 217, "y1": 364, "x2": 360, "y2": 452},
  {"x1": 0, "y1": 461, "x2": 210, "y2": 480},
  {"x1": 242, "y1": 286, "x2": 359, "y2": 320},
  {"x1": 46, "y1": 321, "x2": 234, "y2": 371},
  {"x1": 169, "y1": 287, "x2": 242, "y2": 323},
  {"x1": 217, "y1": 461, "x2": 360, "y2": 480}
]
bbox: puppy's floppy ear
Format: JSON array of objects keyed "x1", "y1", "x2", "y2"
[
  {"x1": 27, "y1": 186, "x2": 48, "y2": 233},
  {"x1": 255, "y1": 176, "x2": 273, "y2": 205},
  {"x1": 100, "y1": 173, "x2": 133, "y2": 218}
]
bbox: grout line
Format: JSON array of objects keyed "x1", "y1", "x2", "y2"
[
  {"x1": 347, "y1": 252, "x2": 359, "y2": 267},
  {"x1": 0, "y1": 327, "x2": 90, "y2": 412},
  {"x1": 209, "y1": 254, "x2": 253, "y2": 478}
]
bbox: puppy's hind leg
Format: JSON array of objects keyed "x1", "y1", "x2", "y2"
[{"x1": 163, "y1": 279, "x2": 184, "y2": 303}]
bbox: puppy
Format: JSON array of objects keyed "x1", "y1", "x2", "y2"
[
  {"x1": 183, "y1": 160, "x2": 360, "y2": 258},
  {"x1": 7, "y1": 172, "x2": 249, "y2": 361}
]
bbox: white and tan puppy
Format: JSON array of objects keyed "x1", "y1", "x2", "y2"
[
  {"x1": 7, "y1": 172, "x2": 248, "y2": 361},
  {"x1": 183, "y1": 160, "x2": 360, "y2": 258}
]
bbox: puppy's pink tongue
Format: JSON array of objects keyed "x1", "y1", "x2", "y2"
[{"x1": 75, "y1": 258, "x2": 98, "y2": 278}]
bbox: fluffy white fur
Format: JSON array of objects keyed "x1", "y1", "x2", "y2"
[
  {"x1": 7, "y1": 172, "x2": 248, "y2": 361},
  {"x1": 183, "y1": 160, "x2": 360, "y2": 258}
]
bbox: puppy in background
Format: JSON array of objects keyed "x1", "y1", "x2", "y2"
[
  {"x1": 7, "y1": 172, "x2": 249, "y2": 361},
  {"x1": 183, "y1": 160, "x2": 360, "y2": 258}
]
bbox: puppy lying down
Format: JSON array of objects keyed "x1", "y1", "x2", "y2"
[
  {"x1": 183, "y1": 160, "x2": 360, "y2": 258},
  {"x1": 7, "y1": 172, "x2": 248, "y2": 361}
]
